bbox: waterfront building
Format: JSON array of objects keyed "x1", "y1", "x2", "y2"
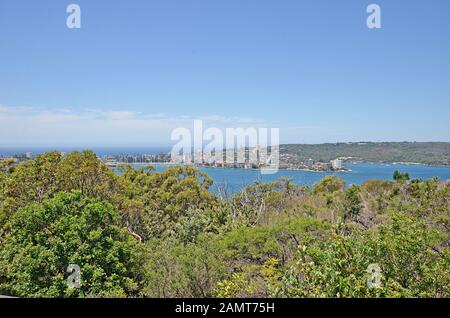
[{"x1": 331, "y1": 159, "x2": 343, "y2": 170}]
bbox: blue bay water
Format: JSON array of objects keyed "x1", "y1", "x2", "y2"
[
  {"x1": 131, "y1": 162, "x2": 450, "y2": 195},
  {"x1": 4, "y1": 146, "x2": 450, "y2": 194}
]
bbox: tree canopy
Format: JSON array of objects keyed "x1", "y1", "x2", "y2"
[
  {"x1": 0, "y1": 152, "x2": 448, "y2": 298},
  {"x1": 0, "y1": 191, "x2": 141, "y2": 297}
]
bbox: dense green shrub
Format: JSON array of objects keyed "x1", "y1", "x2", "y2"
[
  {"x1": 0, "y1": 191, "x2": 141, "y2": 297},
  {"x1": 0, "y1": 152, "x2": 449, "y2": 298}
]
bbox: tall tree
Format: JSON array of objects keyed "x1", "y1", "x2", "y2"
[{"x1": 0, "y1": 191, "x2": 142, "y2": 298}]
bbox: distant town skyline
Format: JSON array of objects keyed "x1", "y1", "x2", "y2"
[{"x1": 1, "y1": 0, "x2": 450, "y2": 147}]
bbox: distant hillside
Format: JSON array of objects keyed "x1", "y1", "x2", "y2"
[{"x1": 280, "y1": 142, "x2": 450, "y2": 166}]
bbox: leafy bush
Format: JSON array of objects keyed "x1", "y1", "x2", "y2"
[
  {"x1": 0, "y1": 191, "x2": 141, "y2": 297},
  {"x1": 0, "y1": 152, "x2": 449, "y2": 298}
]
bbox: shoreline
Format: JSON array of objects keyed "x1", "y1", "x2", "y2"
[
  {"x1": 120, "y1": 162, "x2": 352, "y2": 173},
  {"x1": 115, "y1": 160, "x2": 450, "y2": 172},
  {"x1": 358, "y1": 161, "x2": 450, "y2": 169}
]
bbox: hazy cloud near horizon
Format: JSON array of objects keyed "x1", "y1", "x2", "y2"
[
  {"x1": 1, "y1": 104, "x2": 449, "y2": 148},
  {"x1": 0, "y1": 104, "x2": 285, "y2": 147}
]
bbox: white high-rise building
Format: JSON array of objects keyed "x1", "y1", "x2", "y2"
[{"x1": 331, "y1": 159, "x2": 343, "y2": 170}]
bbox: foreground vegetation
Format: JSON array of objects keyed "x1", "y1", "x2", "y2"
[{"x1": 0, "y1": 151, "x2": 449, "y2": 298}]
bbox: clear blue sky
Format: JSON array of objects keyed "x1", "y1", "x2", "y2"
[{"x1": 1, "y1": 0, "x2": 450, "y2": 147}]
